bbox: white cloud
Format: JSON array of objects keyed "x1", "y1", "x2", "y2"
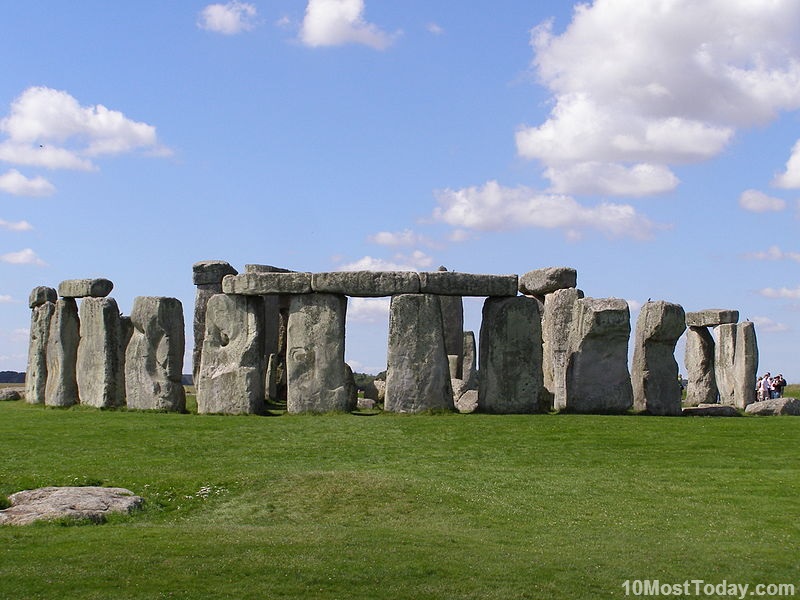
[
  {"x1": 0, "y1": 248, "x2": 46, "y2": 266},
  {"x1": 627, "y1": 299, "x2": 642, "y2": 313},
  {"x1": 368, "y1": 229, "x2": 434, "y2": 248},
  {"x1": 520, "y1": 1, "x2": 800, "y2": 196},
  {"x1": 431, "y1": 180, "x2": 658, "y2": 240},
  {"x1": 751, "y1": 316, "x2": 790, "y2": 333},
  {"x1": 744, "y1": 245, "x2": 800, "y2": 262},
  {"x1": 0, "y1": 86, "x2": 169, "y2": 171},
  {"x1": 337, "y1": 249, "x2": 434, "y2": 272},
  {"x1": 426, "y1": 22, "x2": 444, "y2": 35},
  {"x1": 0, "y1": 295, "x2": 14, "y2": 303},
  {"x1": 300, "y1": 0, "x2": 396, "y2": 49},
  {"x1": 738, "y1": 189, "x2": 786, "y2": 213},
  {"x1": 0, "y1": 169, "x2": 55, "y2": 197},
  {"x1": 198, "y1": 2, "x2": 258, "y2": 35},
  {"x1": 759, "y1": 286, "x2": 800, "y2": 299},
  {"x1": 773, "y1": 139, "x2": 800, "y2": 188},
  {"x1": 545, "y1": 161, "x2": 679, "y2": 197},
  {"x1": 347, "y1": 297, "x2": 390, "y2": 323},
  {"x1": 0, "y1": 219, "x2": 33, "y2": 232}
]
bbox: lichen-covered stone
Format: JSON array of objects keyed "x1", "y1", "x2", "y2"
[
  {"x1": 519, "y1": 267, "x2": 577, "y2": 297},
  {"x1": 418, "y1": 272, "x2": 518, "y2": 297},
  {"x1": 733, "y1": 321, "x2": 758, "y2": 409},
  {"x1": 311, "y1": 271, "x2": 420, "y2": 297},
  {"x1": 543, "y1": 288, "x2": 584, "y2": 411},
  {"x1": 684, "y1": 326, "x2": 717, "y2": 406},
  {"x1": 28, "y1": 286, "x2": 57, "y2": 308},
  {"x1": 77, "y1": 297, "x2": 125, "y2": 408},
  {"x1": 45, "y1": 298, "x2": 79, "y2": 407},
  {"x1": 715, "y1": 324, "x2": 737, "y2": 406},
  {"x1": 685, "y1": 309, "x2": 738, "y2": 328},
  {"x1": 222, "y1": 272, "x2": 312, "y2": 295},
  {"x1": 26, "y1": 301, "x2": 55, "y2": 404},
  {"x1": 57, "y1": 278, "x2": 113, "y2": 298},
  {"x1": 192, "y1": 260, "x2": 237, "y2": 285}
]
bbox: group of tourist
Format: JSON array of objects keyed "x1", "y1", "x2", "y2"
[{"x1": 757, "y1": 372, "x2": 787, "y2": 401}]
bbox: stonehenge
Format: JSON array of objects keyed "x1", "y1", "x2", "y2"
[{"x1": 23, "y1": 263, "x2": 762, "y2": 417}]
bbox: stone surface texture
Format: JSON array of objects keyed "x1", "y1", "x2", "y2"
[
  {"x1": 26, "y1": 301, "x2": 55, "y2": 404},
  {"x1": 543, "y1": 288, "x2": 584, "y2": 411},
  {"x1": 0, "y1": 389, "x2": 22, "y2": 401},
  {"x1": 311, "y1": 271, "x2": 420, "y2": 296},
  {"x1": 197, "y1": 294, "x2": 265, "y2": 414},
  {"x1": 744, "y1": 398, "x2": 800, "y2": 416},
  {"x1": 57, "y1": 278, "x2": 113, "y2": 299},
  {"x1": 192, "y1": 261, "x2": 237, "y2": 384},
  {"x1": 684, "y1": 326, "x2": 718, "y2": 406},
  {"x1": 0, "y1": 487, "x2": 143, "y2": 526},
  {"x1": 418, "y1": 272, "x2": 519, "y2": 297},
  {"x1": 125, "y1": 297, "x2": 186, "y2": 412},
  {"x1": 682, "y1": 404, "x2": 741, "y2": 417},
  {"x1": 286, "y1": 294, "x2": 353, "y2": 413},
  {"x1": 564, "y1": 298, "x2": 633, "y2": 413},
  {"x1": 714, "y1": 324, "x2": 737, "y2": 406},
  {"x1": 192, "y1": 260, "x2": 238, "y2": 285},
  {"x1": 632, "y1": 301, "x2": 686, "y2": 416},
  {"x1": 732, "y1": 321, "x2": 758, "y2": 409},
  {"x1": 478, "y1": 296, "x2": 544, "y2": 413},
  {"x1": 28, "y1": 286, "x2": 57, "y2": 308},
  {"x1": 685, "y1": 309, "x2": 739, "y2": 328},
  {"x1": 222, "y1": 272, "x2": 312, "y2": 295},
  {"x1": 385, "y1": 294, "x2": 454, "y2": 413},
  {"x1": 76, "y1": 297, "x2": 125, "y2": 408},
  {"x1": 45, "y1": 298, "x2": 80, "y2": 407},
  {"x1": 518, "y1": 267, "x2": 577, "y2": 297}
]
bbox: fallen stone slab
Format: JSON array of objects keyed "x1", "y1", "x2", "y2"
[
  {"x1": 222, "y1": 272, "x2": 312, "y2": 295},
  {"x1": 57, "y1": 278, "x2": 114, "y2": 299},
  {"x1": 357, "y1": 398, "x2": 376, "y2": 410},
  {"x1": 418, "y1": 272, "x2": 518, "y2": 297},
  {"x1": 0, "y1": 486, "x2": 143, "y2": 526},
  {"x1": 456, "y1": 389, "x2": 478, "y2": 414},
  {"x1": 192, "y1": 260, "x2": 238, "y2": 285},
  {"x1": 744, "y1": 398, "x2": 800, "y2": 416},
  {"x1": 311, "y1": 271, "x2": 420, "y2": 297},
  {"x1": 0, "y1": 389, "x2": 22, "y2": 401},
  {"x1": 519, "y1": 267, "x2": 577, "y2": 297},
  {"x1": 29, "y1": 285, "x2": 57, "y2": 308},
  {"x1": 682, "y1": 404, "x2": 741, "y2": 417},
  {"x1": 685, "y1": 309, "x2": 739, "y2": 328}
]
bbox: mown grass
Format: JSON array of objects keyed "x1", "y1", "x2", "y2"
[{"x1": 0, "y1": 401, "x2": 798, "y2": 599}]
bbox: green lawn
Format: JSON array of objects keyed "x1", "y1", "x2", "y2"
[{"x1": 1, "y1": 401, "x2": 798, "y2": 599}]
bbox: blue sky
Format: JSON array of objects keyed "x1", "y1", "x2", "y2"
[{"x1": 2, "y1": 1, "x2": 800, "y2": 380}]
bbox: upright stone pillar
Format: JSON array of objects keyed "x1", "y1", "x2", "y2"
[
  {"x1": 437, "y1": 267, "x2": 464, "y2": 379},
  {"x1": 77, "y1": 297, "x2": 125, "y2": 408},
  {"x1": 478, "y1": 296, "x2": 544, "y2": 414},
  {"x1": 192, "y1": 260, "x2": 238, "y2": 385},
  {"x1": 45, "y1": 298, "x2": 80, "y2": 407},
  {"x1": 715, "y1": 324, "x2": 737, "y2": 406},
  {"x1": 733, "y1": 321, "x2": 758, "y2": 409},
  {"x1": 197, "y1": 293, "x2": 265, "y2": 415},
  {"x1": 26, "y1": 286, "x2": 57, "y2": 404},
  {"x1": 542, "y1": 288, "x2": 584, "y2": 411},
  {"x1": 684, "y1": 327, "x2": 717, "y2": 406},
  {"x1": 125, "y1": 297, "x2": 186, "y2": 412},
  {"x1": 631, "y1": 301, "x2": 686, "y2": 415},
  {"x1": 564, "y1": 298, "x2": 633, "y2": 413},
  {"x1": 286, "y1": 293, "x2": 352, "y2": 413},
  {"x1": 385, "y1": 294, "x2": 454, "y2": 413}
]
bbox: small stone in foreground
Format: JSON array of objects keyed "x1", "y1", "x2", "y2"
[
  {"x1": 0, "y1": 486, "x2": 143, "y2": 526},
  {"x1": 744, "y1": 398, "x2": 800, "y2": 416},
  {"x1": 682, "y1": 404, "x2": 741, "y2": 417},
  {"x1": 0, "y1": 389, "x2": 21, "y2": 401}
]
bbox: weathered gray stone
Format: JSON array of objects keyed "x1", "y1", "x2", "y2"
[
  {"x1": 0, "y1": 486, "x2": 143, "y2": 526},
  {"x1": 685, "y1": 309, "x2": 739, "y2": 328},
  {"x1": 519, "y1": 267, "x2": 577, "y2": 297},
  {"x1": 682, "y1": 404, "x2": 741, "y2": 417},
  {"x1": 456, "y1": 389, "x2": 478, "y2": 414},
  {"x1": 564, "y1": 298, "x2": 633, "y2": 413},
  {"x1": 28, "y1": 286, "x2": 56, "y2": 308},
  {"x1": 461, "y1": 331, "x2": 478, "y2": 391},
  {"x1": 125, "y1": 297, "x2": 186, "y2": 412},
  {"x1": 244, "y1": 264, "x2": 290, "y2": 357},
  {"x1": 192, "y1": 260, "x2": 238, "y2": 285},
  {"x1": 418, "y1": 272, "x2": 518, "y2": 297},
  {"x1": 286, "y1": 294, "x2": 352, "y2": 413},
  {"x1": 478, "y1": 296, "x2": 544, "y2": 414},
  {"x1": 357, "y1": 398, "x2": 376, "y2": 410},
  {"x1": 222, "y1": 272, "x2": 312, "y2": 295},
  {"x1": 57, "y1": 278, "x2": 113, "y2": 299},
  {"x1": 45, "y1": 298, "x2": 79, "y2": 407},
  {"x1": 744, "y1": 397, "x2": 800, "y2": 416},
  {"x1": 77, "y1": 297, "x2": 125, "y2": 409},
  {"x1": 715, "y1": 324, "x2": 737, "y2": 406},
  {"x1": 26, "y1": 301, "x2": 55, "y2": 404},
  {"x1": 311, "y1": 271, "x2": 420, "y2": 296},
  {"x1": 543, "y1": 288, "x2": 585, "y2": 411},
  {"x1": 0, "y1": 389, "x2": 22, "y2": 401},
  {"x1": 197, "y1": 294, "x2": 265, "y2": 415},
  {"x1": 632, "y1": 301, "x2": 686, "y2": 416},
  {"x1": 385, "y1": 294, "x2": 454, "y2": 413},
  {"x1": 684, "y1": 327, "x2": 717, "y2": 406},
  {"x1": 733, "y1": 321, "x2": 758, "y2": 409},
  {"x1": 373, "y1": 378, "x2": 386, "y2": 403},
  {"x1": 439, "y1": 295, "x2": 464, "y2": 378}
]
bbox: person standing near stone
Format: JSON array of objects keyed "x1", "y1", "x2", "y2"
[{"x1": 760, "y1": 373, "x2": 772, "y2": 402}]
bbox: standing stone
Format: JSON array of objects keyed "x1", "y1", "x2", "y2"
[
  {"x1": 77, "y1": 297, "x2": 124, "y2": 408},
  {"x1": 478, "y1": 296, "x2": 544, "y2": 414},
  {"x1": 564, "y1": 298, "x2": 633, "y2": 413},
  {"x1": 197, "y1": 294, "x2": 265, "y2": 415},
  {"x1": 631, "y1": 301, "x2": 686, "y2": 416},
  {"x1": 125, "y1": 297, "x2": 186, "y2": 412},
  {"x1": 192, "y1": 260, "x2": 238, "y2": 385},
  {"x1": 437, "y1": 267, "x2": 464, "y2": 378},
  {"x1": 684, "y1": 327, "x2": 717, "y2": 406},
  {"x1": 26, "y1": 286, "x2": 57, "y2": 405},
  {"x1": 715, "y1": 324, "x2": 737, "y2": 406},
  {"x1": 286, "y1": 293, "x2": 352, "y2": 413},
  {"x1": 45, "y1": 298, "x2": 80, "y2": 407},
  {"x1": 733, "y1": 321, "x2": 758, "y2": 409},
  {"x1": 543, "y1": 288, "x2": 585, "y2": 411},
  {"x1": 385, "y1": 294, "x2": 454, "y2": 413},
  {"x1": 460, "y1": 330, "x2": 478, "y2": 391}
]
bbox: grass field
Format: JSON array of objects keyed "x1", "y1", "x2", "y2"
[{"x1": 1, "y1": 400, "x2": 798, "y2": 599}]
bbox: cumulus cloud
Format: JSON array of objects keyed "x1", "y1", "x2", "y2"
[
  {"x1": 426, "y1": 22, "x2": 444, "y2": 35},
  {"x1": 773, "y1": 139, "x2": 800, "y2": 188},
  {"x1": 337, "y1": 250, "x2": 434, "y2": 272},
  {"x1": 738, "y1": 189, "x2": 786, "y2": 213},
  {"x1": 751, "y1": 316, "x2": 790, "y2": 333},
  {"x1": 300, "y1": 0, "x2": 396, "y2": 49},
  {"x1": 759, "y1": 286, "x2": 800, "y2": 299},
  {"x1": 431, "y1": 180, "x2": 658, "y2": 240},
  {"x1": 347, "y1": 297, "x2": 390, "y2": 323},
  {"x1": 367, "y1": 229, "x2": 436, "y2": 248},
  {"x1": 744, "y1": 245, "x2": 800, "y2": 262},
  {"x1": 0, "y1": 86, "x2": 169, "y2": 171},
  {"x1": 0, "y1": 169, "x2": 55, "y2": 197},
  {"x1": 520, "y1": 1, "x2": 800, "y2": 196},
  {"x1": 0, "y1": 248, "x2": 46, "y2": 266},
  {"x1": 0, "y1": 219, "x2": 33, "y2": 232},
  {"x1": 198, "y1": 2, "x2": 258, "y2": 34}
]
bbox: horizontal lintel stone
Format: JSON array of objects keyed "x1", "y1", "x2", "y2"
[
  {"x1": 685, "y1": 309, "x2": 739, "y2": 328},
  {"x1": 192, "y1": 260, "x2": 238, "y2": 285},
  {"x1": 222, "y1": 272, "x2": 312, "y2": 295},
  {"x1": 58, "y1": 278, "x2": 113, "y2": 299},
  {"x1": 418, "y1": 272, "x2": 519, "y2": 297},
  {"x1": 518, "y1": 267, "x2": 577, "y2": 296},
  {"x1": 29, "y1": 286, "x2": 57, "y2": 308},
  {"x1": 311, "y1": 271, "x2": 420, "y2": 297}
]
